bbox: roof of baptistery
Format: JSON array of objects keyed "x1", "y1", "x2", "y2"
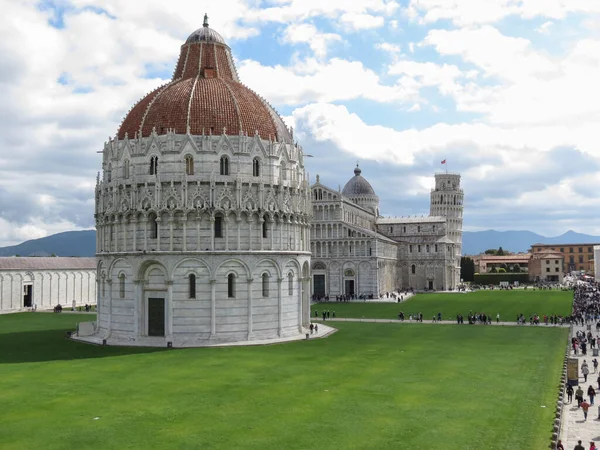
[
  {"x1": 342, "y1": 165, "x2": 377, "y2": 197},
  {"x1": 117, "y1": 14, "x2": 293, "y2": 143}
]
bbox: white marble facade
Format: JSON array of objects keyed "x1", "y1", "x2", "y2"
[
  {"x1": 0, "y1": 257, "x2": 96, "y2": 313},
  {"x1": 310, "y1": 169, "x2": 463, "y2": 296},
  {"x1": 92, "y1": 130, "x2": 312, "y2": 346},
  {"x1": 90, "y1": 20, "x2": 312, "y2": 347}
]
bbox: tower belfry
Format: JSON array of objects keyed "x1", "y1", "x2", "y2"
[{"x1": 430, "y1": 173, "x2": 464, "y2": 284}]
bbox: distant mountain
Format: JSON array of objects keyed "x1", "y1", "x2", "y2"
[
  {"x1": 0, "y1": 230, "x2": 96, "y2": 257},
  {"x1": 1, "y1": 228, "x2": 599, "y2": 258},
  {"x1": 462, "y1": 230, "x2": 600, "y2": 255}
]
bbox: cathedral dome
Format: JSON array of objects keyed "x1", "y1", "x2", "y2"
[
  {"x1": 118, "y1": 15, "x2": 292, "y2": 143},
  {"x1": 342, "y1": 165, "x2": 377, "y2": 197}
]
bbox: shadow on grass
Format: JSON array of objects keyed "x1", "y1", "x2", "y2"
[{"x1": 0, "y1": 328, "x2": 167, "y2": 364}]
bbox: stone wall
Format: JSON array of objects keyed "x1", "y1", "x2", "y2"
[{"x1": 0, "y1": 270, "x2": 96, "y2": 312}]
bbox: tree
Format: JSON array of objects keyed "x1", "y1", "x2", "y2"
[
  {"x1": 484, "y1": 249, "x2": 498, "y2": 255},
  {"x1": 500, "y1": 263, "x2": 508, "y2": 271},
  {"x1": 497, "y1": 268, "x2": 507, "y2": 273},
  {"x1": 460, "y1": 256, "x2": 475, "y2": 282},
  {"x1": 511, "y1": 264, "x2": 521, "y2": 273},
  {"x1": 497, "y1": 247, "x2": 505, "y2": 256},
  {"x1": 490, "y1": 266, "x2": 497, "y2": 273}
]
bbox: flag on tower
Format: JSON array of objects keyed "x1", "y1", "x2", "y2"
[{"x1": 441, "y1": 159, "x2": 446, "y2": 164}]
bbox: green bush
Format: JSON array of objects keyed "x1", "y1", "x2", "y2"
[
  {"x1": 474, "y1": 273, "x2": 529, "y2": 285},
  {"x1": 497, "y1": 268, "x2": 507, "y2": 273}
]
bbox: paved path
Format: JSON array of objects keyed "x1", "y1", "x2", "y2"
[
  {"x1": 312, "y1": 317, "x2": 569, "y2": 327},
  {"x1": 560, "y1": 323, "x2": 600, "y2": 449}
]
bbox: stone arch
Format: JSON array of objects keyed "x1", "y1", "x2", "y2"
[{"x1": 253, "y1": 258, "x2": 281, "y2": 280}]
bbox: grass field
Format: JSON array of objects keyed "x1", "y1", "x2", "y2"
[
  {"x1": 311, "y1": 290, "x2": 573, "y2": 321},
  {"x1": 0, "y1": 311, "x2": 567, "y2": 449}
]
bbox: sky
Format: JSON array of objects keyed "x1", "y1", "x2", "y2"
[{"x1": 1, "y1": 0, "x2": 600, "y2": 247}]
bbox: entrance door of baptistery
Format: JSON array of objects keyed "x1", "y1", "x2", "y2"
[{"x1": 148, "y1": 298, "x2": 165, "y2": 337}]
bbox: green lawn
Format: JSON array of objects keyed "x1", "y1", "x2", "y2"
[
  {"x1": 0, "y1": 312, "x2": 567, "y2": 450},
  {"x1": 312, "y1": 290, "x2": 573, "y2": 321}
]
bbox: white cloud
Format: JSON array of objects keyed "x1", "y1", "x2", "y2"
[
  {"x1": 536, "y1": 20, "x2": 554, "y2": 34},
  {"x1": 388, "y1": 60, "x2": 464, "y2": 95},
  {"x1": 238, "y1": 58, "x2": 419, "y2": 106},
  {"x1": 421, "y1": 26, "x2": 600, "y2": 131},
  {"x1": 244, "y1": 0, "x2": 400, "y2": 23},
  {"x1": 339, "y1": 12, "x2": 385, "y2": 31},
  {"x1": 282, "y1": 23, "x2": 342, "y2": 58},
  {"x1": 375, "y1": 42, "x2": 401, "y2": 54},
  {"x1": 407, "y1": 0, "x2": 600, "y2": 26}
]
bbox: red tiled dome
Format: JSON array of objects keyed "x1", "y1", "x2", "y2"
[{"x1": 118, "y1": 18, "x2": 292, "y2": 143}]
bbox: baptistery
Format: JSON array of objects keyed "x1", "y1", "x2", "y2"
[{"x1": 88, "y1": 16, "x2": 312, "y2": 347}]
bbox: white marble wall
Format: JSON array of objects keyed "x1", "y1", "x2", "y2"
[
  {"x1": 96, "y1": 253, "x2": 310, "y2": 345},
  {"x1": 0, "y1": 270, "x2": 96, "y2": 313}
]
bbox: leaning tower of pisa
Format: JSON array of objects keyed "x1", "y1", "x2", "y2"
[{"x1": 430, "y1": 173, "x2": 464, "y2": 285}]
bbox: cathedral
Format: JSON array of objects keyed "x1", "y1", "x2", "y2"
[{"x1": 310, "y1": 167, "x2": 463, "y2": 297}]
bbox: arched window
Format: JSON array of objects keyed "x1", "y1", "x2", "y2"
[
  {"x1": 148, "y1": 213, "x2": 158, "y2": 239},
  {"x1": 411, "y1": 264, "x2": 416, "y2": 274},
  {"x1": 185, "y1": 155, "x2": 194, "y2": 175},
  {"x1": 107, "y1": 164, "x2": 112, "y2": 182},
  {"x1": 288, "y1": 272, "x2": 293, "y2": 296},
  {"x1": 123, "y1": 159, "x2": 130, "y2": 179},
  {"x1": 262, "y1": 216, "x2": 268, "y2": 239},
  {"x1": 150, "y1": 156, "x2": 159, "y2": 175},
  {"x1": 227, "y1": 273, "x2": 236, "y2": 298},
  {"x1": 281, "y1": 162, "x2": 287, "y2": 180},
  {"x1": 189, "y1": 274, "x2": 196, "y2": 299},
  {"x1": 220, "y1": 156, "x2": 229, "y2": 175},
  {"x1": 119, "y1": 273, "x2": 125, "y2": 298},
  {"x1": 253, "y1": 158, "x2": 260, "y2": 177},
  {"x1": 214, "y1": 216, "x2": 223, "y2": 238},
  {"x1": 262, "y1": 273, "x2": 269, "y2": 297}
]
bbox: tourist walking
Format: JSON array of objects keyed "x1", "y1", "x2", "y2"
[
  {"x1": 574, "y1": 440, "x2": 584, "y2": 450},
  {"x1": 556, "y1": 439, "x2": 564, "y2": 450},
  {"x1": 583, "y1": 361, "x2": 590, "y2": 382},
  {"x1": 581, "y1": 399, "x2": 590, "y2": 420},
  {"x1": 593, "y1": 358, "x2": 598, "y2": 373},
  {"x1": 588, "y1": 385, "x2": 596, "y2": 405},
  {"x1": 576, "y1": 386, "x2": 584, "y2": 407},
  {"x1": 566, "y1": 384, "x2": 574, "y2": 403},
  {"x1": 590, "y1": 441, "x2": 598, "y2": 450}
]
